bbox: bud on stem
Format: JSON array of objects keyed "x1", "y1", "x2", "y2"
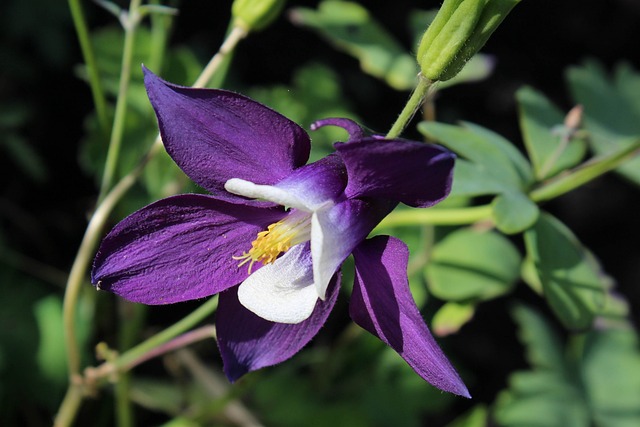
[
  {"x1": 232, "y1": 0, "x2": 286, "y2": 32},
  {"x1": 417, "y1": 0, "x2": 521, "y2": 81}
]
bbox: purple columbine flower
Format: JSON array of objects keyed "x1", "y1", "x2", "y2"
[{"x1": 91, "y1": 67, "x2": 470, "y2": 398}]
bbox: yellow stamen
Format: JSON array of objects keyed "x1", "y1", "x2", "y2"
[{"x1": 233, "y1": 210, "x2": 312, "y2": 273}]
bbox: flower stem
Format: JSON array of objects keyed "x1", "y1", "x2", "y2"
[
  {"x1": 530, "y1": 139, "x2": 640, "y2": 203},
  {"x1": 377, "y1": 140, "x2": 640, "y2": 229},
  {"x1": 376, "y1": 204, "x2": 493, "y2": 229},
  {"x1": 68, "y1": 0, "x2": 109, "y2": 136},
  {"x1": 54, "y1": 381, "x2": 84, "y2": 427},
  {"x1": 98, "y1": 0, "x2": 143, "y2": 202},
  {"x1": 193, "y1": 25, "x2": 248, "y2": 89},
  {"x1": 86, "y1": 300, "x2": 219, "y2": 382},
  {"x1": 386, "y1": 75, "x2": 434, "y2": 139}
]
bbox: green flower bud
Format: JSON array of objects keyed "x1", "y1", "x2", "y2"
[
  {"x1": 417, "y1": 0, "x2": 521, "y2": 82},
  {"x1": 232, "y1": 0, "x2": 286, "y2": 32}
]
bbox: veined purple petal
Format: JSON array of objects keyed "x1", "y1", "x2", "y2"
[
  {"x1": 311, "y1": 198, "x2": 394, "y2": 299},
  {"x1": 92, "y1": 194, "x2": 285, "y2": 304},
  {"x1": 217, "y1": 273, "x2": 340, "y2": 382},
  {"x1": 143, "y1": 68, "x2": 310, "y2": 202},
  {"x1": 350, "y1": 236, "x2": 470, "y2": 398},
  {"x1": 335, "y1": 138, "x2": 455, "y2": 208}
]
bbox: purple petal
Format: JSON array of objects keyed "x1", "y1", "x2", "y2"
[
  {"x1": 92, "y1": 194, "x2": 285, "y2": 304},
  {"x1": 310, "y1": 118, "x2": 366, "y2": 142},
  {"x1": 143, "y1": 68, "x2": 310, "y2": 202},
  {"x1": 216, "y1": 273, "x2": 340, "y2": 382},
  {"x1": 350, "y1": 236, "x2": 470, "y2": 397},
  {"x1": 335, "y1": 138, "x2": 454, "y2": 208}
]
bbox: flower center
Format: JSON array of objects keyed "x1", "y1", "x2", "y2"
[{"x1": 233, "y1": 209, "x2": 312, "y2": 273}]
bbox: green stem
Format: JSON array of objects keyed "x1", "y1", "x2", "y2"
[
  {"x1": 386, "y1": 75, "x2": 433, "y2": 139},
  {"x1": 376, "y1": 141, "x2": 640, "y2": 229},
  {"x1": 99, "y1": 0, "x2": 143, "y2": 202},
  {"x1": 116, "y1": 297, "x2": 218, "y2": 370},
  {"x1": 118, "y1": 324, "x2": 216, "y2": 372},
  {"x1": 148, "y1": 0, "x2": 172, "y2": 73},
  {"x1": 54, "y1": 382, "x2": 84, "y2": 427},
  {"x1": 68, "y1": 0, "x2": 110, "y2": 136},
  {"x1": 57, "y1": 24, "x2": 248, "y2": 425},
  {"x1": 86, "y1": 298, "x2": 219, "y2": 381},
  {"x1": 115, "y1": 373, "x2": 132, "y2": 427},
  {"x1": 530, "y1": 140, "x2": 640, "y2": 203},
  {"x1": 376, "y1": 204, "x2": 493, "y2": 229},
  {"x1": 115, "y1": 301, "x2": 146, "y2": 427},
  {"x1": 193, "y1": 25, "x2": 248, "y2": 89}
]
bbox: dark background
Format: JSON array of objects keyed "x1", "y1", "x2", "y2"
[{"x1": 1, "y1": 0, "x2": 639, "y2": 423}]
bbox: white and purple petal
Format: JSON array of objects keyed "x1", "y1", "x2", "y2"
[
  {"x1": 143, "y1": 67, "x2": 310, "y2": 203},
  {"x1": 350, "y1": 235, "x2": 470, "y2": 398},
  {"x1": 311, "y1": 198, "x2": 394, "y2": 299},
  {"x1": 335, "y1": 138, "x2": 455, "y2": 208},
  {"x1": 216, "y1": 274, "x2": 340, "y2": 382},
  {"x1": 237, "y1": 244, "x2": 318, "y2": 324},
  {"x1": 91, "y1": 194, "x2": 285, "y2": 304},
  {"x1": 225, "y1": 154, "x2": 347, "y2": 212}
]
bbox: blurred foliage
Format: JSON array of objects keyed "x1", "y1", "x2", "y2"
[
  {"x1": 1, "y1": 0, "x2": 639, "y2": 426},
  {"x1": 494, "y1": 305, "x2": 640, "y2": 427}
]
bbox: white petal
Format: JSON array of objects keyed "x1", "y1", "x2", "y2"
[
  {"x1": 237, "y1": 245, "x2": 320, "y2": 324},
  {"x1": 312, "y1": 201, "x2": 370, "y2": 300},
  {"x1": 311, "y1": 208, "x2": 347, "y2": 300},
  {"x1": 225, "y1": 178, "x2": 311, "y2": 211}
]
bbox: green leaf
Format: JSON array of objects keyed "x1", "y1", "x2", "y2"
[
  {"x1": 290, "y1": 1, "x2": 417, "y2": 90},
  {"x1": 432, "y1": 301, "x2": 475, "y2": 336},
  {"x1": 566, "y1": 60, "x2": 640, "y2": 185},
  {"x1": 524, "y1": 213, "x2": 608, "y2": 330},
  {"x1": 495, "y1": 306, "x2": 590, "y2": 427},
  {"x1": 446, "y1": 405, "x2": 488, "y2": 427},
  {"x1": 460, "y1": 121, "x2": 533, "y2": 184},
  {"x1": 419, "y1": 121, "x2": 528, "y2": 191},
  {"x1": 520, "y1": 254, "x2": 543, "y2": 294},
  {"x1": 34, "y1": 296, "x2": 67, "y2": 386},
  {"x1": 491, "y1": 190, "x2": 539, "y2": 234},
  {"x1": 582, "y1": 330, "x2": 640, "y2": 427},
  {"x1": 511, "y1": 305, "x2": 565, "y2": 372},
  {"x1": 450, "y1": 159, "x2": 512, "y2": 197},
  {"x1": 517, "y1": 86, "x2": 587, "y2": 180},
  {"x1": 425, "y1": 228, "x2": 521, "y2": 301},
  {"x1": 498, "y1": 306, "x2": 640, "y2": 427},
  {"x1": 495, "y1": 370, "x2": 589, "y2": 427}
]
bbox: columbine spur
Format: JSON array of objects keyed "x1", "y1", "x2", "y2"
[{"x1": 91, "y1": 67, "x2": 469, "y2": 397}]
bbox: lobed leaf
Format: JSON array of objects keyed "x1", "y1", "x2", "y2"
[
  {"x1": 523, "y1": 213, "x2": 608, "y2": 330},
  {"x1": 491, "y1": 189, "x2": 540, "y2": 234},
  {"x1": 516, "y1": 86, "x2": 587, "y2": 180},
  {"x1": 425, "y1": 228, "x2": 521, "y2": 302},
  {"x1": 566, "y1": 60, "x2": 640, "y2": 185},
  {"x1": 419, "y1": 121, "x2": 530, "y2": 193}
]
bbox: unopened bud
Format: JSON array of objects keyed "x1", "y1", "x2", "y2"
[
  {"x1": 232, "y1": 0, "x2": 286, "y2": 32},
  {"x1": 417, "y1": 0, "x2": 521, "y2": 81}
]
